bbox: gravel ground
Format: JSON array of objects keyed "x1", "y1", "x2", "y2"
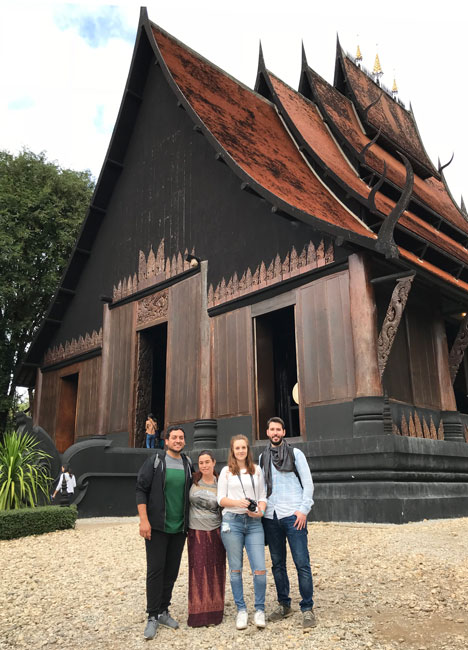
[{"x1": 1, "y1": 516, "x2": 467, "y2": 650}]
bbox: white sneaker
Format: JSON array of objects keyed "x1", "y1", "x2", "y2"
[
  {"x1": 236, "y1": 610, "x2": 248, "y2": 630},
  {"x1": 254, "y1": 610, "x2": 266, "y2": 628}
]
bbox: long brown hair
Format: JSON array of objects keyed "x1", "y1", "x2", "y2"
[
  {"x1": 227, "y1": 435, "x2": 255, "y2": 475},
  {"x1": 192, "y1": 450, "x2": 219, "y2": 486}
]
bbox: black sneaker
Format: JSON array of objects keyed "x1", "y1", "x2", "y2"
[
  {"x1": 143, "y1": 616, "x2": 159, "y2": 639},
  {"x1": 268, "y1": 604, "x2": 293, "y2": 622},
  {"x1": 158, "y1": 610, "x2": 179, "y2": 629}
]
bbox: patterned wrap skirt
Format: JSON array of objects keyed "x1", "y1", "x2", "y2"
[{"x1": 187, "y1": 527, "x2": 226, "y2": 627}]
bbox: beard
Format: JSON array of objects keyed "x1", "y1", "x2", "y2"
[{"x1": 270, "y1": 437, "x2": 283, "y2": 446}]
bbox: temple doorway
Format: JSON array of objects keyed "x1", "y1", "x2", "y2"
[
  {"x1": 134, "y1": 322, "x2": 167, "y2": 447},
  {"x1": 56, "y1": 373, "x2": 78, "y2": 452},
  {"x1": 254, "y1": 306, "x2": 299, "y2": 439}
]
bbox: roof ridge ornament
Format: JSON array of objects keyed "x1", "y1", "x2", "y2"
[
  {"x1": 355, "y1": 44, "x2": 363, "y2": 67},
  {"x1": 373, "y1": 53, "x2": 383, "y2": 84},
  {"x1": 374, "y1": 152, "x2": 414, "y2": 259},
  {"x1": 363, "y1": 91, "x2": 384, "y2": 120},
  {"x1": 438, "y1": 152, "x2": 454, "y2": 174},
  {"x1": 392, "y1": 77, "x2": 398, "y2": 100},
  {"x1": 301, "y1": 40, "x2": 308, "y2": 68},
  {"x1": 358, "y1": 127, "x2": 382, "y2": 163},
  {"x1": 461, "y1": 195, "x2": 467, "y2": 217}
]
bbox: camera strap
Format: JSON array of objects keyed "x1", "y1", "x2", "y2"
[{"x1": 237, "y1": 472, "x2": 257, "y2": 500}]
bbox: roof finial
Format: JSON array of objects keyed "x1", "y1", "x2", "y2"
[
  {"x1": 373, "y1": 53, "x2": 383, "y2": 85},
  {"x1": 355, "y1": 44, "x2": 362, "y2": 67},
  {"x1": 392, "y1": 76, "x2": 398, "y2": 100}
]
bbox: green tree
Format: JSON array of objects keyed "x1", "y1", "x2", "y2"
[
  {"x1": 0, "y1": 149, "x2": 94, "y2": 432},
  {"x1": 0, "y1": 431, "x2": 52, "y2": 509}
]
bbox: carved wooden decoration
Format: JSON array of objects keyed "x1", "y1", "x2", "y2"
[
  {"x1": 448, "y1": 314, "x2": 468, "y2": 383},
  {"x1": 208, "y1": 239, "x2": 334, "y2": 308},
  {"x1": 136, "y1": 290, "x2": 168, "y2": 330},
  {"x1": 377, "y1": 275, "x2": 415, "y2": 376},
  {"x1": 437, "y1": 420, "x2": 444, "y2": 440},
  {"x1": 113, "y1": 239, "x2": 195, "y2": 301},
  {"x1": 134, "y1": 333, "x2": 153, "y2": 448},
  {"x1": 395, "y1": 411, "x2": 440, "y2": 440},
  {"x1": 43, "y1": 328, "x2": 103, "y2": 365}
]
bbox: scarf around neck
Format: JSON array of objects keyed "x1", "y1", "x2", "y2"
[{"x1": 262, "y1": 441, "x2": 296, "y2": 497}]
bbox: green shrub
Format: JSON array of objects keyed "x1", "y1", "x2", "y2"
[
  {"x1": 0, "y1": 505, "x2": 77, "y2": 540},
  {"x1": 0, "y1": 431, "x2": 52, "y2": 509}
]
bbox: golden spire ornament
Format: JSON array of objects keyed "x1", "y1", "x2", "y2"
[
  {"x1": 355, "y1": 45, "x2": 363, "y2": 66},
  {"x1": 373, "y1": 53, "x2": 383, "y2": 83}
]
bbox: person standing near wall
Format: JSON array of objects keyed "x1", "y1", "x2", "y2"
[
  {"x1": 259, "y1": 417, "x2": 316, "y2": 629},
  {"x1": 136, "y1": 425, "x2": 192, "y2": 640},
  {"x1": 217, "y1": 435, "x2": 267, "y2": 630},
  {"x1": 145, "y1": 413, "x2": 158, "y2": 449},
  {"x1": 187, "y1": 450, "x2": 226, "y2": 627},
  {"x1": 52, "y1": 464, "x2": 76, "y2": 505}
]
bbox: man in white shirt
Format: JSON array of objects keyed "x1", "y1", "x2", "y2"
[{"x1": 259, "y1": 417, "x2": 316, "y2": 629}]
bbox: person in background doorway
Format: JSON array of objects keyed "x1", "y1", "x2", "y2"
[
  {"x1": 217, "y1": 434, "x2": 267, "y2": 630},
  {"x1": 145, "y1": 413, "x2": 158, "y2": 449},
  {"x1": 259, "y1": 417, "x2": 316, "y2": 629},
  {"x1": 52, "y1": 464, "x2": 76, "y2": 504},
  {"x1": 187, "y1": 450, "x2": 226, "y2": 627},
  {"x1": 136, "y1": 425, "x2": 193, "y2": 640}
]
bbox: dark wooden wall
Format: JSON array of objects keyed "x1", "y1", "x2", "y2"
[
  {"x1": 296, "y1": 270, "x2": 356, "y2": 408},
  {"x1": 102, "y1": 303, "x2": 136, "y2": 436},
  {"x1": 38, "y1": 355, "x2": 102, "y2": 443},
  {"x1": 165, "y1": 274, "x2": 202, "y2": 424},
  {"x1": 211, "y1": 307, "x2": 253, "y2": 419},
  {"x1": 383, "y1": 302, "x2": 441, "y2": 410}
]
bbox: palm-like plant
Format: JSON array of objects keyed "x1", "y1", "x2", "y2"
[{"x1": 0, "y1": 431, "x2": 52, "y2": 510}]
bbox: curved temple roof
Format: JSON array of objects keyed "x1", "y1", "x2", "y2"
[
  {"x1": 150, "y1": 25, "x2": 373, "y2": 241},
  {"x1": 307, "y1": 66, "x2": 468, "y2": 234},
  {"x1": 339, "y1": 52, "x2": 437, "y2": 178},
  {"x1": 267, "y1": 71, "x2": 468, "y2": 269}
]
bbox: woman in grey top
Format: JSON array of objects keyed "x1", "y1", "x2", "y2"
[{"x1": 187, "y1": 450, "x2": 226, "y2": 627}]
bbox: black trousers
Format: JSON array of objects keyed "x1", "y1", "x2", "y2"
[{"x1": 145, "y1": 530, "x2": 186, "y2": 617}]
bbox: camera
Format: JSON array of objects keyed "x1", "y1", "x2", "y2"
[{"x1": 246, "y1": 498, "x2": 258, "y2": 512}]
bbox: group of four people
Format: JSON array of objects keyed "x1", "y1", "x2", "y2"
[{"x1": 135, "y1": 417, "x2": 315, "y2": 640}]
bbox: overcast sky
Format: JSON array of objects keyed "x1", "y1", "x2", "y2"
[{"x1": 1, "y1": 0, "x2": 466, "y2": 208}]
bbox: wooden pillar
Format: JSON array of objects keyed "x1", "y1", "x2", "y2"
[
  {"x1": 199, "y1": 260, "x2": 212, "y2": 419},
  {"x1": 348, "y1": 253, "x2": 382, "y2": 397},
  {"x1": 193, "y1": 260, "x2": 217, "y2": 448},
  {"x1": 433, "y1": 316, "x2": 457, "y2": 411},
  {"x1": 348, "y1": 253, "x2": 384, "y2": 436},
  {"x1": 32, "y1": 368, "x2": 43, "y2": 426},
  {"x1": 97, "y1": 303, "x2": 111, "y2": 435},
  {"x1": 433, "y1": 316, "x2": 464, "y2": 442}
]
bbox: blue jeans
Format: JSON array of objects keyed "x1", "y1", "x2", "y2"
[
  {"x1": 263, "y1": 513, "x2": 314, "y2": 611},
  {"x1": 220, "y1": 513, "x2": 266, "y2": 612},
  {"x1": 146, "y1": 434, "x2": 156, "y2": 449}
]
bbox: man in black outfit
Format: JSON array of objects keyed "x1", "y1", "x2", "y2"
[{"x1": 136, "y1": 425, "x2": 192, "y2": 640}]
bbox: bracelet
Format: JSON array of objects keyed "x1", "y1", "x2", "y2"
[{"x1": 259, "y1": 509, "x2": 265, "y2": 516}]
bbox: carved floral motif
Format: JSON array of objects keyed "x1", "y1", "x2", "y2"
[
  {"x1": 43, "y1": 329, "x2": 103, "y2": 365},
  {"x1": 377, "y1": 275, "x2": 414, "y2": 377},
  {"x1": 207, "y1": 239, "x2": 334, "y2": 308},
  {"x1": 137, "y1": 290, "x2": 169, "y2": 328},
  {"x1": 448, "y1": 315, "x2": 468, "y2": 383}
]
